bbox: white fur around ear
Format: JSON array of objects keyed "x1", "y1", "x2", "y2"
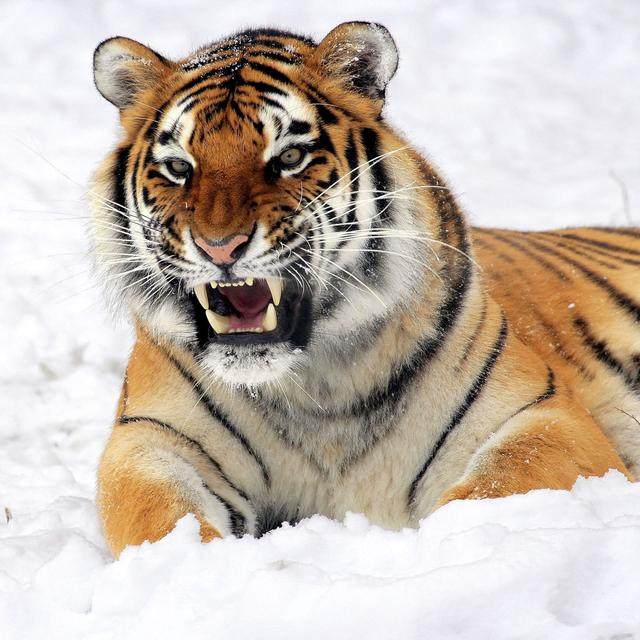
[
  {"x1": 313, "y1": 22, "x2": 399, "y2": 101},
  {"x1": 93, "y1": 37, "x2": 171, "y2": 109}
]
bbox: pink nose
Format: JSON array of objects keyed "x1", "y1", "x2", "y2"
[{"x1": 194, "y1": 233, "x2": 250, "y2": 265}]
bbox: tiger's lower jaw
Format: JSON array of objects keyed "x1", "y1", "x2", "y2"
[{"x1": 198, "y1": 340, "x2": 306, "y2": 386}]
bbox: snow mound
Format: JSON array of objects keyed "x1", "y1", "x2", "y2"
[{"x1": 1, "y1": 472, "x2": 640, "y2": 639}]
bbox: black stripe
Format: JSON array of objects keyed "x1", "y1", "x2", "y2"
[
  {"x1": 315, "y1": 124, "x2": 336, "y2": 155},
  {"x1": 457, "y1": 297, "x2": 488, "y2": 367},
  {"x1": 241, "y1": 80, "x2": 287, "y2": 97},
  {"x1": 230, "y1": 99, "x2": 246, "y2": 121},
  {"x1": 161, "y1": 350, "x2": 271, "y2": 486},
  {"x1": 202, "y1": 100, "x2": 230, "y2": 123},
  {"x1": 305, "y1": 93, "x2": 339, "y2": 125},
  {"x1": 543, "y1": 232, "x2": 640, "y2": 266},
  {"x1": 130, "y1": 147, "x2": 157, "y2": 246},
  {"x1": 473, "y1": 234, "x2": 516, "y2": 263},
  {"x1": 176, "y1": 78, "x2": 235, "y2": 107},
  {"x1": 316, "y1": 167, "x2": 339, "y2": 191},
  {"x1": 163, "y1": 214, "x2": 182, "y2": 243},
  {"x1": 303, "y1": 156, "x2": 328, "y2": 171},
  {"x1": 252, "y1": 35, "x2": 307, "y2": 48},
  {"x1": 358, "y1": 127, "x2": 391, "y2": 279},
  {"x1": 408, "y1": 314, "x2": 509, "y2": 508},
  {"x1": 507, "y1": 366, "x2": 556, "y2": 420},
  {"x1": 490, "y1": 233, "x2": 570, "y2": 281},
  {"x1": 118, "y1": 415, "x2": 249, "y2": 502},
  {"x1": 597, "y1": 227, "x2": 640, "y2": 240},
  {"x1": 339, "y1": 130, "x2": 360, "y2": 239},
  {"x1": 535, "y1": 235, "x2": 620, "y2": 270},
  {"x1": 302, "y1": 82, "x2": 353, "y2": 121},
  {"x1": 322, "y1": 202, "x2": 341, "y2": 230},
  {"x1": 157, "y1": 130, "x2": 175, "y2": 146},
  {"x1": 288, "y1": 119, "x2": 312, "y2": 136},
  {"x1": 118, "y1": 415, "x2": 247, "y2": 536},
  {"x1": 552, "y1": 232, "x2": 640, "y2": 257},
  {"x1": 146, "y1": 169, "x2": 173, "y2": 185},
  {"x1": 360, "y1": 128, "x2": 391, "y2": 223},
  {"x1": 246, "y1": 28, "x2": 314, "y2": 46},
  {"x1": 574, "y1": 316, "x2": 639, "y2": 390},
  {"x1": 259, "y1": 95, "x2": 285, "y2": 111},
  {"x1": 246, "y1": 60, "x2": 294, "y2": 86},
  {"x1": 530, "y1": 308, "x2": 594, "y2": 380},
  {"x1": 344, "y1": 130, "x2": 359, "y2": 185},
  {"x1": 112, "y1": 146, "x2": 131, "y2": 235},
  {"x1": 527, "y1": 237, "x2": 640, "y2": 323},
  {"x1": 248, "y1": 49, "x2": 301, "y2": 64},
  {"x1": 141, "y1": 186, "x2": 156, "y2": 207},
  {"x1": 175, "y1": 68, "x2": 240, "y2": 104}
]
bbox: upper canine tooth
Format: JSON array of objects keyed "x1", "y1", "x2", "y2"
[
  {"x1": 245, "y1": 277, "x2": 254, "y2": 286},
  {"x1": 206, "y1": 310, "x2": 230, "y2": 334},
  {"x1": 210, "y1": 280, "x2": 218, "y2": 289},
  {"x1": 194, "y1": 284, "x2": 209, "y2": 310},
  {"x1": 263, "y1": 303, "x2": 277, "y2": 332},
  {"x1": 266, "y1": 277, "x2": 282, "y2": 306}
]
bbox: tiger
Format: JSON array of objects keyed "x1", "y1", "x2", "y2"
[{"x1": 90, "y1": 21, "x2": 639, "y2": 557}]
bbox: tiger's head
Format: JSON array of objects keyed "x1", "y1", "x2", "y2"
[{"x1": 91, "y1": 23, "x2": 446, "y2": 385}]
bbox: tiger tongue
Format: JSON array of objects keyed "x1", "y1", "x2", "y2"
[{"x1": 220, "y1": 281, "x2": 272, "y2": 317}]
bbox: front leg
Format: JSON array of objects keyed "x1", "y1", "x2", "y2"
[
  {"x1": 98, "y1": 418, "x2": 252, "y2": 557},
  {"x1": 438, "y1": 401, "x2": 632, "y2": 506}
]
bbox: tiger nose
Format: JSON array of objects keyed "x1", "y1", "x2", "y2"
[{"x1": 194, "y1": 231, "x2": 252, "y2": 265}]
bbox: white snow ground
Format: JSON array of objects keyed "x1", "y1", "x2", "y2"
[{"x1": 1, "y1": 1, "x2": 639, "y2": 638}]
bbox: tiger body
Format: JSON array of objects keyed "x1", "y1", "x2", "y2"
[{"x1": 90, "y1": 24, "x2": 636, "y2": 556}]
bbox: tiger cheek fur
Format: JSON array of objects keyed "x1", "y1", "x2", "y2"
[{"x1": 90, "y1": 23, "x2": 634, "y2": 557}]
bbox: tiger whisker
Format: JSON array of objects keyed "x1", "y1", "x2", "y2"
[
  {"x1": 300, "y1": 245, "x2": 388, "y2": 309},
  {"x1": 320, "y1": 246, "x2": 444, "y2": 282},
  {"x1": 285, "y1": 373, "x2": 325, "y2": 412},
  {"x1": 295, "y1": 246, "x2": 373, "y2": 309},
  {"x1": 290, "y1": 145, "x2": 410, "y2": 220}
]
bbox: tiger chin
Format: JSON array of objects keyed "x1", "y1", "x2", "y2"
[{"x1": 90, "y1": 22, "x2": 639, "y2": 557}]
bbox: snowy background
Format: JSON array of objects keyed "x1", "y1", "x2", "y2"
[{"x1": 1, "y1": 1, "x2": 640, "y2": 638}]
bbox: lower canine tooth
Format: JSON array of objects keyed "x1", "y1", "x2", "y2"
[
  {"x1": 266, "y1": 277, "x2": 282, "y2": 306},
  {"x1": 206, "y1": 310, "x2": 230, "y2": 333},
  {"x1": 263, "y1": 303, "x2": 277, "y2": 332},
  {"x1": 194, "y1": 284, "x2": 209, "y2": 310}
]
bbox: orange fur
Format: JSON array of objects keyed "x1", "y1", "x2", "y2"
[
  {"x1": 98, "y1": 421, "x2": 221, "y2": 557},
  {"x1": 438, "y1": 399, "x2": 631, "y2": 506}
]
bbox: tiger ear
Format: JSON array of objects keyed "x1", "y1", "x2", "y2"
[
  {"x1": 311, "y1": 22, "x2": 398, "y2": 104},
  {"x1": 93, "y1": 37, "x2": 172, "y2": 109}
]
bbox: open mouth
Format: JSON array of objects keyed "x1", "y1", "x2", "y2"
[{"x1": 190, "y1": 276, "x2": 312, "y2": 347}]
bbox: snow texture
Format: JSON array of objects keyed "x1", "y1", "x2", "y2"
[{"x1": 1, "y1": 1, "x2": 639, "y2": 638}]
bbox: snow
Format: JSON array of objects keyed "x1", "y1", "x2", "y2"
[
  {"x1": 1, "y1": 1, "x2": 639, "y2": 638},
  {"x1": 3, "y1": 473, "x2": 640, "y2": 638}
]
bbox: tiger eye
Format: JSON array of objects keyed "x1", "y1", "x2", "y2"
[
  {"x1": 166, "y1": 159, "x2": 191, "y2": 178},
  {"x1": 278, "y1": 147, "x2": 304, "y2": 168}
]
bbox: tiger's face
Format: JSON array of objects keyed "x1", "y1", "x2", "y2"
[{"x1": 91, "y1": 24, "x2": 435, "y2": 385}]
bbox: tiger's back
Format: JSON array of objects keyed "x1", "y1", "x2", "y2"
[{"x1": 474, "y1": 226, "x2": 640, "y2": 473}]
